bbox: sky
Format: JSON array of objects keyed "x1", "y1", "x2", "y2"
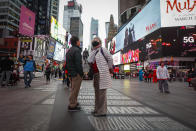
[{"x1": 73, "y1": 0, "x2": 118, "y2": 49}]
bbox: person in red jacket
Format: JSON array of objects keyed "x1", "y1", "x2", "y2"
[
  {"x1": 148, "y1": 71, "x2": 152, "y2": 83},
  {"x1": 153, "y1": 69, "x2": 158, "y2": 83}
]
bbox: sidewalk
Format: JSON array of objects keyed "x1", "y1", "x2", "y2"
[
  {"x1": 112, "y1": 79, "x2": 196, "y2": 130},
  {"x1": 0, "y1": 78, "x2": 195, "y2": 131},
  {"x1": 0, "y1": 78, "x2": 58, "y2": 131},
  {"x1": 48, "y1": 79, "x2": 196, "y2": 131}
]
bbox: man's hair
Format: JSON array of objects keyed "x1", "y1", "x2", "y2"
[
  {"x1": 29, "y1": 55, "x2": 33, "y2": 59},
  {"x1": 71, "y1": 36, "x2": 79, "y2": 46},
  {"x1": 160, "y1": 61, "x2": 164, "y2": 65}
]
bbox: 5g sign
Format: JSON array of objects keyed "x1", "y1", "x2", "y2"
[{"x1": 183, "y1": 36, "x2": 194, "y2": 43}]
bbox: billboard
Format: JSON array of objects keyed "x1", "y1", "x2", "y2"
[
  {"x1": 115, "y1": 0, "x2": 161, "y2": 52},
  {"x1": 53, "y1": 42, "x2": 65, "y2": 61},
  {"x1": 161, "y1": 0, "x2": 196, "y2": 27},
  {"x1": 34, "y1": 38, "x2": 46, "y2": 58},
  {"x1": 47, "y1": 40, "x2": 56, "y2": 59},
  {"x1": 50, "y1": 16, "x2": 66, "y2": 44},
  {"x1": 109, "y1": 37, "x2": 116, "y2": 54},
  {"x1": 124, "y1": 64, "x2": 130, "y2": 71},
  {"x1": 113, "y1": 52, "x2": 121, "y2": 66},
  {"x1": 19, "y1": 5, "x2": 35, "y2": 36},
  {"x1": 121, "y1": 49, "x2": 140, "y2": 64}
]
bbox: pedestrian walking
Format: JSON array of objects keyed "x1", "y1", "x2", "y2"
[
  {"x1": 45, "y1": 64, "x2": 51, "y2": 83},
  {"x1": 88, "y1": 37, "x2": 113, "y2": 117},
  {"x1": 144, "y1": 71, "x2": 148, "y2": 82},
  {"x1": 147, "y1": 70, "x2": 152, "y2": 82},
  {"x1": 58, "y1": 67, "x2": 62, "y2": 79},
  {"x1": 187, "y1": 68, "x2": 196, "y2": 87},
  {"x1": 64, "y1": 64, "x2": 71, "y2": 88},
  {"x1": 152, "y1": 69, "x2": 157, "y2": 83},
  {"x1": 0, "y1": 56, "x2": 14, "y2": 87},
  {"x1": 156, "y1": 62, "x2": 170, "y2": 93},
  {"x1": 139, "y1": 69, "x2": 144, "y2": 81},
  {"x1": 18, "y1": 55, "x2": 36, "y2": 88},
  {"x1": 83, "y1": 48, "x2": 89, "y2": 64},
  {"x1": 66, "y1": 36, "x2": 83, "y2": 111}
]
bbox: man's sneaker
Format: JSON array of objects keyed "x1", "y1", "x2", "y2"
[
  {"x1": 165, "y1": 91, "x2": 170, "y2": 94},
  {"x1": 76, "y1": 102, "x2": 80, "y2": 107},
  {"x1": 91, "y1": 111, "x2": 97, "y2": 115},
  {"x1": 68, "y1": 106, "x2": 81, "y2": 111},
  {"x1": 93, "y1": 113, "x2": 107, "y2": 117}
]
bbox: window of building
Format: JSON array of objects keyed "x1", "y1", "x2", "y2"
[
  {"x1": 8, "y1": 8, "x2": 20, "y2": 19},
  {"x1": 0, "y1": 15, "x2": 7, "y2": 19},
  {"x1": 0, "y1": 2, "x2": 8, "y2": 7},
  {"x1": 0, "y1": 8, "x2": 8, "y2": 13},
  {"x1": 0, "y1": 22, "x2": 7, "y2": 26},
  {"x1": 8, "y1": 16, "x2": 19, "y2": 25},
  {"x1": 7, "y1": 23, "x2": 18, "y2": 31}
]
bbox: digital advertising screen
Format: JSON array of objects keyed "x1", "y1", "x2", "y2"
[
  {"x1": 47, "y1": 40, "x2": 56, "y2": 59},
  {"x1": 109, "y1": 37, "x2": 116, "y2": 54},
  {"x1": 112, "y1": 52, "x2": 121, "y2": 66},
  {"x1": 121, "y1": 49, "x2": 140, "y2": 64},
  {"x1": 19, "y1": 5, "x2": 35, "y2": 36},
  {"x1": 115, "y1": 0, "x2": 161, "y2": 53},
  {"x1": 50, "y1": 16, "x2": 66, "y2": 44},
  {"x1": 53, "y1": 42, "x2": 65, "y2": 61},
  {"x1": 124, "y1": 64, "x2": 130, "y2": 71},
  {"x1": 160, "y1": 0, "x2": 196, "y2": 27}
]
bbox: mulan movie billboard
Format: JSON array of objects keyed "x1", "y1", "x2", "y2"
[{"x1": 115, "y1": 0, "x2": 161, "y2": 53}]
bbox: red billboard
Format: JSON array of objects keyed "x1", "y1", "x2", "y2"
[{"x1": 19, "y1": 5, "x2": 35, "y2": 36}]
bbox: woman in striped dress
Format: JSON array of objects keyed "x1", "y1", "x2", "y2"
[{"x1": 88, "y1": 37, "x2": 113, "y2": 117}]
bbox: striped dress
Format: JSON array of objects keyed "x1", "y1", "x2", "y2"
[{"x1": 88, "y1": 47, "x2": 113, "y2": 89}]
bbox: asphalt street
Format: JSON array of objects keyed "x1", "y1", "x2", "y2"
[{"x1": 0, "y1": 78, "x2": 196, "y2": 131}]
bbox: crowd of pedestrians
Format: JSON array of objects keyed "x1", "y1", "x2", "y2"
[{"x1": 1, "y1": 35, "x2": 195, "y2": 118}]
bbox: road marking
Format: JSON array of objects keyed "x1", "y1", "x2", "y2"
[
  {"x1": 78, "y1": 99, "x2": 142, "y2": 106},
  {"x1": 78, "y1": 87, "x2": 194, "y2": 131},
  {"x1": 41, "y1": 99, "x2": 55, "y2": 105},
  {"x1": 88, "y1": 116, "x2": 193, "y2": 131}
]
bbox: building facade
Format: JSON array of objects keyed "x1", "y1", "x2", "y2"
[
  {"x1": 50, "y1": 0, "x2": 59, "y2": 20},
  {"x1": 106, "y1": 15, "x2": 117, "y2": 49},
  {"x1": 89, "y1": 17, "x2": 98, "y2": 50},
  {"x1": 70, "y1": 17, "x2": 83, "y2": 49},
  {"x1": 63, "y1": 0, "x2": 82, "y2": 32},
  {"x1": 105, "y1": 22, "x2": 110, "y2": 38},
  {"x1": 111, "y1": 0, "x2": 196, "y2": 73},
  {"x1": 0, "y1": 0, "x2": 27, "y2": 38},
  {"x1": 26, "y1": 0, "x2": 51, "y2": 35}
]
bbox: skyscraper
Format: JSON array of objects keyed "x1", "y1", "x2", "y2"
[
  {"x1": 57, "y1": 0, "x2": 66, "y2": 25},
  {"x1": 0, "y1": 0, "x2": 27, "y2": 37},
  {"x1": 70, "y1": 17, "x2": 83, "y2": 49},
  {"x1": 26, "y1": 0, "x2": 51, "y2": 35},
  {"x1": 89, "y1": 17, "x2": 98, "y2": 50},
  {"x1": 90, "y1": 17, "x2": 99, "y2": 41},
  {"x1": 63, "y1": 0, "x2": 83, "y2": 48},
  {"x1": 63, "y1": 0, "x2": 82, "y2": 32},
  {"x1": 50, "y1": 0, "x2": 59, "y2": 20},
  {"x1": 105, "y1": 22, "x2": 110, "y2": 38},
  {"x1": 106, "y1": 15, "x2": 117, "y2": 49}
]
